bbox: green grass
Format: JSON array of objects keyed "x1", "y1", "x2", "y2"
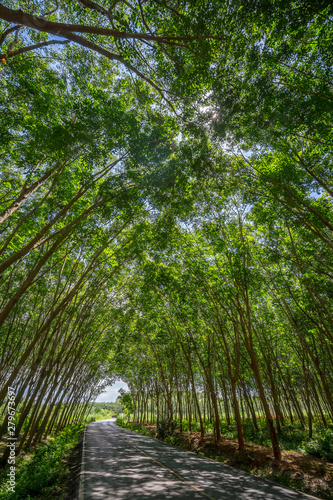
[
  {"x1": 115, "y1": 417, "x2": 333, "y2": 500},
  {"x1": 117, "y1": 415, "x2": 333, "y2": 461},
  {"x1": 175, "y1": 416, "x2": 333, "y2": 461},
  {"x1": 0, "y1": 423, "x2": 85, "y2": 500},
  {"x1": 116, "y1": 417, "x2": 156, "y2": 438},
  {"x1": 217, "y1": 418, "x2": 333, "y2": 461}
]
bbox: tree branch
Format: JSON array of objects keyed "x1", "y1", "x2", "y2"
[
  {"x1": 138, "y1": 0, "x2": 153, "y2": 35},
  {"x1": 43, "y1": 0, "x2": 59, "y2": 17},
  {"x1": 8, "y1": 26, "x2": 20, "y2": 52},
  {"x1": 0, "y1": 5, "x2": 221, "y2": 44},
  {"x1": 77, "y1": 0, "x2": 113, "y2": 20},
  {"x1": 0, "y1": 25, "x2": 20, "y2": 47},
  {"x1": 152, "y1": 0, "x2": 185, "y2": 19},
  {"x1": 109, "y1": 0, "x2": 124, "y2": 11},
  {"x1": 58, "y1": 31, "x2": 176, "y2": 110},
  {"x1": 0, "y1": 40, "x2": 70, "y2": 60}
]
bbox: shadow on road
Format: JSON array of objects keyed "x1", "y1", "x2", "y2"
[{"x1": 80, "y1": 421, "x2": 316, "y2": 500}]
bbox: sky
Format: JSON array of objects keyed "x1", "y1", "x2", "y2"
[{"x1": 95, "y1": 380, "x2": 129, "y2": 402}]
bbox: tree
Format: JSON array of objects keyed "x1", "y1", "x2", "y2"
[{"x1": 0, "y1": 1, "x2": 222, "y2": 105}]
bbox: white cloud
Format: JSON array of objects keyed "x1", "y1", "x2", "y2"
[{"x1": 95, "y1": 380, "x2": 129, "y2": 402}]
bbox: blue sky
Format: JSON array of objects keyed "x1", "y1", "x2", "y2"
[{"x1": 95, "y1": 380, "x2": 129, "y2": 402}]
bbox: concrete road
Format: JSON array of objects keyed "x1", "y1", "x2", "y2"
[{"x1": 79, "y1": 419, "x2": 317, "y2": 500}]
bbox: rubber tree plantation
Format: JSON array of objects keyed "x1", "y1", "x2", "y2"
[{"x1": 0, "y1": 0, "x2": 332, "y2": 493}]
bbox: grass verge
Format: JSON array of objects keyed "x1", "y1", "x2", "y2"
[
  {"x1": 116, "y1": 419, "x2": 333, "y2": 500},
  {"x1": 0, "y1": 423, "x2": 85, "y2": 500}
]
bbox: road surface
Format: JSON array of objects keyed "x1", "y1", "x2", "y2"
[{"x1": 79, "y1": 419, "x2": 317, "y2": 500}]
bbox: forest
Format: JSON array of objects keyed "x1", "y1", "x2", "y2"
[{"x1": 0, "y1": 0, "x2": 333, "y2": 496}]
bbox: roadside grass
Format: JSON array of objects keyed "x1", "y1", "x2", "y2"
[
  {"x1": 116, "y1": 417, "x2": 333, "y2": 500},
  {"x1": 0, "y1": 423, "x2": 85, "y2": 500},
  {"x1": 218, "y1": 418, "x2": 333, "y2": 461},
  {"x1": 116, "y1": 417, "x2": 156, "y2": 438},
  {"x1": 117, "y1": 415, "x2": 333, "y2": 461}
]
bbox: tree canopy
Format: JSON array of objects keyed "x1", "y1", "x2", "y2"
[{"x1": 0, "y1": 0, "x2": 332, "y2": 466}]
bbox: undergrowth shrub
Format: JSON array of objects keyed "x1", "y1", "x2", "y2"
[
  {"x1": 115, "y1": 419, "x2": 155, "y2": 438},
  {"x1": 0, "y1": 423, "x2": 85, "y2": 500},
  {"x1": 116, "y1": 416, "x2": 333, "y2": 462},
  {"x1": 299, "y1": 429, "x2": 333, "y2": 461}
]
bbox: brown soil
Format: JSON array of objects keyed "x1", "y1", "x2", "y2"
[{"x1": 141, "y1": 424, "x2": 333, "y2": 500}]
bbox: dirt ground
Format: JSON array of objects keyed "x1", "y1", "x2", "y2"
[{"x1": 140, "y1": 424, "x2": 333, "y2": 500}]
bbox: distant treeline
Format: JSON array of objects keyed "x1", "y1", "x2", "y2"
[{"x1": 89, "y1": 401, "x2": 123, "y2": 415}]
